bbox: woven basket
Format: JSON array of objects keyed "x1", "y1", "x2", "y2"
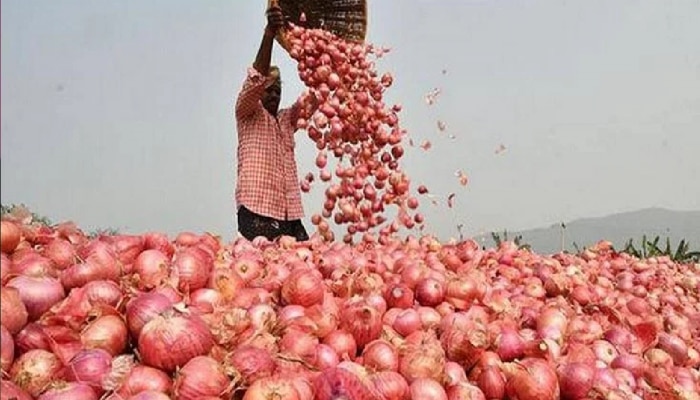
[{"x1": 267, "y1": 0, "x2": 368, "y2": 52}]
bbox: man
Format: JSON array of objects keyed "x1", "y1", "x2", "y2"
[{"x1": 234, "y1": 4, "x2": 309, "y2": 242}]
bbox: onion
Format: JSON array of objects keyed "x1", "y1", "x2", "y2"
[
  {"x1": 493, "y1": 326, "x2": 525, "y2": 361},
  {"x1": 115, "y1": 365, "x2": 173, "y2": 397},
  {"x1": 1, "y1": 220, "x2": 22, "y2": 253},
  {"x1": 415, "y1": 278, "x2": 445, "y2": 307},
  {"x1": 173, "y1": 249, "x2": 212, "y2": 292},
  {"x1": 63, "y1": 349, "x2": 113, "y2": 392},
  {"x1": 371, "y1": 371, "x2": 409, "y2": 400},
  {"x1": 340, "y1": 297, "x2": 383, "y2": 349},
  {"x1": 138, "y1": 308, "x2": 214, "y2": 372},
  {"x1": 207, "y1": 266, "x2": 244, "y2": 301},
  {"x1": 226, "y1": 346, "x2": 275, "y2": 386},
  {"x1": 188, "y1": 288, "x2": 223, "y2": 313},
  {"x1": 144, "y1": 232, "x2": 175, "y2": 257},
  {"x1": 362, "y1": 340, "x2": 398, "y2": 372},
  {"x1": 127, "y1": 391, "x2": 171, "y2": 400},
  {"x1": 557, "y1": 362, "x2": 595, "y2": 400},
  {"x1": 125, "y1": 292, "x2": 174, "y2": 339},
  {"x1": 656, "y1": 332, "x2": 689, "y2": 366},
  {"x1": 81, "y1": 315, "x2": 128, "y2": 356},
  {"x1": 173, "y1": 356, "x2": 231, "y2": 400},
  {"x1": 503, "y1": 358, "x2": 560, "y2": 400},
  {"x1": 610, "y1": 354, "x2": 645, "y2": 378},
  {"x1": 133, "y1": 249, "x2": 170, "y2": 290},
  {"x1": 10, "y1": 349, "x2": 63, "y2": 397},
  {"x1": 60, "y1": 257, "x2": 120, "y2": 290},
  {"x1": 42, "y1": 239, "x2": 76, "y2": 270},
  {"x1": 384, "y1": 284, "x2": 414, "y2": 309},
  {"x1": 244, "y1": 377, "x2": 300, "y2": 400},
  {"x1": 444, "y1": 361, "x2": 467, "y2": 386},
  {"x1": 409, "y1": 378, "x2": 447, "y2": 400},
  {"x1": 37, "y1": 382, "x2": 98, "y2": 400},
  {"x1": 316, "y1": 344, "x2": 341, "y2": 370},
  {"x1": 536, "y1": 307, "x2": 568, "y2": 343},
  {"x1": 83, "y1": 280, "x2": 123, "y2": 307},
  {"x1": 1, "y1": 379, "x2": 33, "y2": 400},
  {"x1": 7, "y1": 275, "x2": 65, "y2": 320},
  {"x1": 323, "y1": 330, "x2": 357, "y2": 360},
  {"x1": 393, "y1": 308, "x2": 421, "y2": 337},
  {"x1": 313, "y1": 367, "x2": 375, "y2": 400},
  {"x1": 475, "y1": 366, "x2": 505, "y2": 398},
  {"x1": 440, "y1": 323, "x2": 488, "y2": 371},
  {"x1": 1, "y1": 287, "x2": 28, "y2": 334},
  {"x1": 446, "y1": 381, "x2": 485, "y2": 400},
  {"x1": 280, "y1": 329, "x2": 319, "y2": 364},
  {"x1": 12, "y1": 254, "x2": 56, "y2": 277},
  {"x1": 281, "y1": 268, "x2": 325, "y2": 307},
  {"x1": 1, "y1": 325, "x2": 14, "y2": 373}
]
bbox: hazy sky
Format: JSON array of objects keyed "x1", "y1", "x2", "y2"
[{"x1": 2, "y1": 1, "x2": 699, "y2": 241}]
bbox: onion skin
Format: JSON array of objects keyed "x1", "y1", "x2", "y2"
[
  {"x1": 138, "y1": 309, "x2": 214, "y2": 372},
  {"x1": 371, "y1": 370, "x2": 409, "y2": 400},
  {"x1": 0, "y1": 287, "x2": 28, "y2": 334},
  {"x1": 410, "y1": 378, "x2": 448, "y2": 400},
  {"x1": 362, "y1": 340, "x2": 399, "y2": 372},
  {"x1": 81, "y1": 315, "x2": 128, "y2": 356},
  {"x1": 244, "y1": 377, "x2": 300, "y2": 400},
  {"x1": 63, "y1": 349, "x2": 113, "y2": 392},
  {"x1": 125, "y1": 292, "x2": 174, "y2": 339},
  {"x1": 281, "y1": 268, "x2": 325, "y2": 307}
]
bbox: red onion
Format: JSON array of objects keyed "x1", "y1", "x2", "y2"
[
  {"x1": 42, "y1": 238, "x2": 76, "y2": 270},
  {"x1": 83, "y1": 280, "x2": 123, "y2": 307},
  {"x1": 415, "y1": 278, "x2": 445, "y2": 307},
  {"x1": 81, "y1": 315, "x2": 128, "y2": 356},
  {"x1": 1, "y1": 379, "x2": 33, "y2": 400},
  {"x1": 1, "y1": 221, "x2": 22, "y2": 253},
  {"x1": 592, "y1": 339, "x2": 619, "y2": 365},
  {"x1": 12, "y1": 254, "x2": 56, "y2": 277},
  {"x1": 384, "y1": 283, "x2": 414, "y2": 309},
  {"x1": 493, "y1": 326, "x2": 525, "y2": 361},
  {"x1": 362, "y1": 340, "x2": 399, "y2": 372},
  {"x1": 409, "y1": 378, "x2": 447, "y2": 400},
  {"x1": 656, "y1": 332, "x2": 689, "y2": 366},
  {"x1": 1, "y1": 325, "x2": 14, "y2": 373},
  {"x1": 444, "y1": 361, "x2": 467, "y2": 386},
  {"x1": 313, "y1": 367, "x2": 374, "y2": 400},
  {"x1": 440, "y1": 323, "x2": 488, "y2": 371},
  {"x1": 144, "y1": 232, "x2": 175, "y2": 257},
  {"x1": 125, "y1": 292, "x2": 174, "y2": 339},
  {"x1": 37, "y1": 382, "x2": 98, "y2": 400},
  {"x1": 188, "y1": 288, "x2": 223, "y2": 313},
  {"x1": 393, "y1": 308, "x2": 421, "y2": 337},
  {"x1": 173, "y1": 248, "x2": 212, "y2": 292},
  {"x1": 138, "y1": 309, "x2": 214, "y2": 372},
  {"x1": 244, "y1": 377, "x2": 300, "y2": 400},
  {"x1": 63, "y1": 349, "x2": 113, "y2": 391},
  {"x1": 231, "y1": 256, "x2": 263, "y2": 283},
  {"x1": 371, "y1": 371, "x2": 409, "y2": 400},
  {"x1": 340, "y1": 297, "x2": 383, "y2": 348},
  {"x1": 446, "y1": 381, "x2": 486, "y2": 400},
  {"x1": 226, "y1": 346, "x2": 275, "y2": 386},
  {"x1": 60, "y1": 257, "x2": 120, "y2": 290},
  {"x1": 10, "y1": 349, "x2": 63, "y2": 397},
  {"x1": 115, "y1": 365, "x2": 173, "y2": 397},
  {"x1": 323, "y1": 329, "x2": 357, "y2": 360},
  {"x1": 610, "y1": 354, "x2": 645, "y2": 378},
  {"x1": 133, "y1": 249, "x2": 170, "y2": 290},
  {"x1": 557, "y1": 362, "x2": 595, "y2": 400},
  {"x1": 0, "y1": 287, "x2": 28, "y2": 334},
  {"x1": 316, "y1": 344, "x2": 341, "y2": 370},
  {"x1": 280, "y1": 329, "x2": 319, "y2": 364},
  {"x1": 7, "y1": 275, "x2": 65, "y2": 320},
  {"x1": 127, "y1": 391, "x2": 172, "y2": 400},
  {"x1": 207, "y1": 266, "x2": 244, "y2": 302},
  {"x1": 504, "y1": 358, "x2": 560, "y2": 400},
  {"x1": 173, "y1": 356, "x2": 230, "y2": 400},
  {"x1": 536, "y1": 307, "x2": 568, "y2": 343},
  {"x1": 281, "y1": 268, "x2": 324, "y2": 307}
]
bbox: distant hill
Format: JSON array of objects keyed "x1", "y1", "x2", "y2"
[{"x1": 475, "y1": 208, "x2": 700, "y2": 255}]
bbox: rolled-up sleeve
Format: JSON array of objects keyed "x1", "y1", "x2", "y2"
[{"x1": 235, "y1": 68, "x2": 273, "y2": 121}]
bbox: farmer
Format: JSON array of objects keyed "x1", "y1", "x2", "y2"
[{"x1": 234, "y1": 3, "x2": 309, "y2": 242}]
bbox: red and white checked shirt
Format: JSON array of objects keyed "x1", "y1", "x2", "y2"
[{"x1": 234, "y1": 67, "x2": 304, "y2": 221}]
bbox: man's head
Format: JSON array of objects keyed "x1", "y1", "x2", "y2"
[{"x1": 262, "y1": 66, "x2": 282, "y2": 116}]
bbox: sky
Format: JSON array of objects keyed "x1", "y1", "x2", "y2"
[{"x1": 2, "y1": 0, "x2": 699, "y2": 242}]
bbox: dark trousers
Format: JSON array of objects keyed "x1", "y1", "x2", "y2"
[{"x1": 237, "y1": 206, "x2": 309, "y2": 242}]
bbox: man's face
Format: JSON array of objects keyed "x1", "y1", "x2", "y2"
[{"x1": 262, "y1": 81, "x2": 281, "y2": 115}]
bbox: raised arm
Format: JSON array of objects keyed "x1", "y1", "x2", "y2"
[{"x1": 235, "y1": 5, "x2": 285, "y2": 120}]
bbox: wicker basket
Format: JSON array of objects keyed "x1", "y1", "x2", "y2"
[{"x1": 267, "y1": 0, "x2": 368, "y2": 52}]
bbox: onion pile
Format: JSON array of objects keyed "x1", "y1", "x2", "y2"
[{"x1": 1, "y1": 24, "x2": 700, "y2": 400}]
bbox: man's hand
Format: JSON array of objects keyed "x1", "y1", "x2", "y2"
[{"x1": 265, "y1": 6, "x2": 285, "y2": 37}]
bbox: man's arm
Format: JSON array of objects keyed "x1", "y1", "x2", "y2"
[{"x1": 235, "y1": 5, "x2": 285, "y2": 120}]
